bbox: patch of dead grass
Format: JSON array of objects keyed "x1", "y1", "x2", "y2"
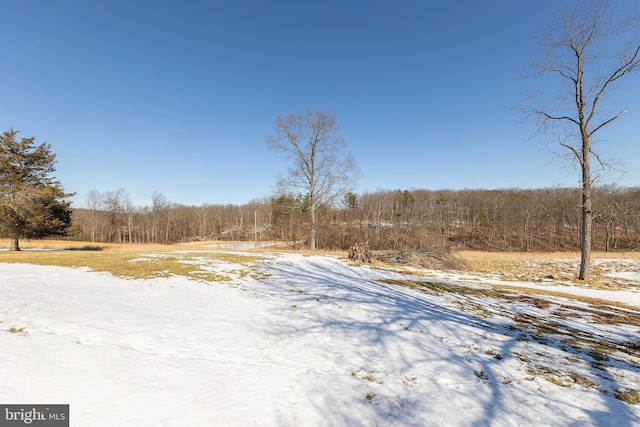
[
  {"x1": 457, "y1": 250, "x2": 640, "y2": 289},
  {"x1": 379, "y1": 279, "x2": 640, "y2": 325},
  {"x1": 493, "y1": 284, "x2": 640, "y2": 318},
  {"x1": 379, "y1": 279, "x2": 504, "y2": 299},
  {"x1": 616, "y1": 389, "x2": 640, "y2": 405},
  {"x1": 0, "y1": 242, "x2": 266, "y2": 283},
  {"x1": 458, "y1": 251, "x2": 640, "y2": 263},
  {"x1": 379, "y1": 277, "x2": 640, "y2": 378},
  {"x1": 525, "y1": 364, "x2": 599, "y2": 389}
]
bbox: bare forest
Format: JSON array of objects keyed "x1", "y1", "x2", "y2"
[{"x1": 69, "y1": 186, "x2": 640, "y2": 253}]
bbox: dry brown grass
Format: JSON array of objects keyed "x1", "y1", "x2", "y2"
[
  {"x1": 378, "y1": 279, "x2": 640, "y2": 325},
  {"x1": 0, "y1": 238, "x2": 294, "y2": 252},
  {"x1": 458, "y1": 250, "x2": 640, "y2": 262},
  {"x1": 0, "y1": 239, "x2": 267, "y2": 282},
  {"x1": 5, "y1": 240, "x2": 638, "y2": 290},
  {"x1": 0, "y1": 239, "x2": 186, "y2": 251},
  {"x1": 0, "y1": 239, "x2": 346, "y2": 280},
  {"x1": 524, "y1": 364, "x2": 599, "y2": 389},
  {"x1": 379, "y1": 276, "x2": 640, "y2": 392},
  {"x1": 455, "y1": 250, "x2": 640, "y2": 289},
  {"x1": 616, "y1": 389, "x2": 640, "y2": 405},
  {"x1": 380, "y1": 279, "x2": 500, "y2": 298}
]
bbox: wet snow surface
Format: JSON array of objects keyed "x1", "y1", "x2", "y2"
[{"x1": 1, "y1": 253, "x2": 640, "y2": 426}]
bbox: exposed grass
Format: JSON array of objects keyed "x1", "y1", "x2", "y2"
[
  {"x1": 0, "y1": 240, "x2": 267, "y2": 283},
  {"x1": 616, "y1": 389, "x2": 640, "y2": 405},
  {"x1": 352, "y1": 369, "x2": 381, "y2": 384},
  {"x1": 378, "y1": 275, "x2": 640, "y2": 402},
  {"x1": 362, "y1": 372, "x2": 377, "y2": 382},
  {"x1": 371, "y1": 250, "x2": 640, "y2": 294},
  {"x1": 513, "y1": 315, "x2": 637, "y2": 363},
  {"x1": 379, "y1": 279, "x2": 503, "y2": 318},
  {"x1": 458, "y1": 250, "x2": 640, "y2": 289},
  {"x1": 474, "y1": 370, "x2": 489, "y2": 380},
  {"x1": 380, "y1": 278, "x2": 640, "y2": 346},
  {"x1": 0, "y1": 239, "x2": 174, "y2": 251},
  {"x1": 379, "y1": 279, "x2": 504, "y2": 299},
  {"x1": 378, "y1": 278, "x2": 640, "y2": 327},
  {"x1": 458, "y1": 250, "x2": 640, "y2": 262},
  {"x1": 484, "y1": 348, "x2": 503, "y2": 360},
  {"x1": 495, "y1": 284, "x2": 640, "y2": 318},
  {"x1": 525, "y1": 364, "x2": 599, "y2": 389}
]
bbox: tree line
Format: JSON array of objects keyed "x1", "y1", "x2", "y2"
[{"x1": 68, "y1": 186, "x2": 640, "y2": 253}]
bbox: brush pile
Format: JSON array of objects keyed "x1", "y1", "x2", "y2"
[
  {"x1": 372, "y1": 249, "x2": 468, "y2": 270},
  {"x1": 348, "y1": 242, "x2": 372, "y2": 263}
]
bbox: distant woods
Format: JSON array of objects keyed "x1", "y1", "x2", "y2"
[{"x1": 70, "y1": 186, "x2": 640, "y2": 252}]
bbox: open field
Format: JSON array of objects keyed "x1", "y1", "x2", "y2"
[
  {"x1": 2, "y1": 239, "x2": 639, "y2": 425},
  {"x1": 0, "y1": 239, "x2": 346, "y2": 280},
  {"x1": 2, "y1": 239, "x2": 637, "y2": 288},
  {"x1": 0, "y1": 240, "x2": 273, "y2": 282}
]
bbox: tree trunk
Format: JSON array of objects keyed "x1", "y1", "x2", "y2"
[
  {"x1": 9, "y1": 238, "x2": 21, "y2": 251},
  {"x1": 578, "y1": 135, "x2": 592, "y2": 280},
  {"x1": 309, "y1": 203, "x2": 317, "y2": 251},
  {"x1": 127, "y1": 216, "x2": 133, "y2": 243},
  {"x1": 579, "y1": 204, "x2": 592, "y2": 280},
  {"x1": 90, "y1": 212, "x2": 96, "y2": 242}
]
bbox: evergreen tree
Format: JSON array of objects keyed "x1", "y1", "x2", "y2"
[{"x1": 0, "y1": 128, "x2": 73, "y2": 250}]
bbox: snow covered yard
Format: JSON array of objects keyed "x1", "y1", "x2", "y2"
[{"x1": 1, "y1": 252, "x2": 640, "y2": 426}]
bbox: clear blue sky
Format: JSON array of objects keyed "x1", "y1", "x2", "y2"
[{"x1": 2, "y1": 0, "x2": 638, "y2": 207}]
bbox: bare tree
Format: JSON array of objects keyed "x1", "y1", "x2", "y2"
[
  {"x1": 104, "y1": 188, "x2": 134, "y2": 243},
  {"x1": 150, "y1": 191, "x2": 167, "y2": 243},
  {"x1": 85, "y1": 189, "x2": 104, "y2": 242},
  {"x1": 523, "y1": 0, "x2": 640, "y2": 279},
  {"x1": 267, "y1": 109, "x2": 359, "y2": 250}
]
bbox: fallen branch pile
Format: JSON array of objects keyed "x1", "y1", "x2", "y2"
[
  {"x1": 348, "y1": 242, "x2": 371, "y2": 263},
  {"x1": 371, "y1": 249, "x2": 468, "y2": 270}
]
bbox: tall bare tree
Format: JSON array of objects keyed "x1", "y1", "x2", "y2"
[
  {"x1": 267, "y1": 109, "x2": 359, "y2": 250},
  {"x1": 104, "y1": 188, "x2": 134, "y2": 243},
  {"x1": 150, "y1": 191, "x2": 167, "y2": 243},
  {"x1": 523, "y1": 0, "x2": 640, "y2": 279},
  {"x1": 85, "y1": 189, "x2": 104, "y2": 242}
]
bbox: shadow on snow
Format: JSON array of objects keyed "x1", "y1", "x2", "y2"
[{"x1": 259, "y1": 255, "x2": 640, "y2": 427}]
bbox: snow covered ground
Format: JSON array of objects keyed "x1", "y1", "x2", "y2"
[{"x1": 1, "y1": 252, "x2": 639, "y2": 426}]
